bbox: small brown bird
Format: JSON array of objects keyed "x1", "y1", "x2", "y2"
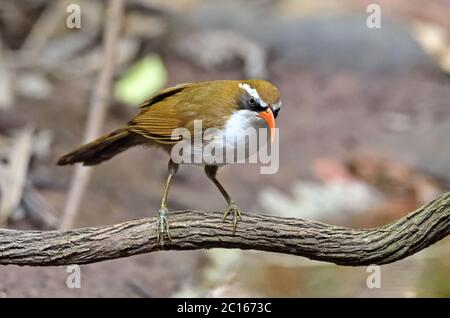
[{"x1": 58, "y1": 80, "x2": 281, "y2": 243}]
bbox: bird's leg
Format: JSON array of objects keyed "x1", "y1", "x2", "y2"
[
  {"x1": 157, "y1": 160, "x2": 179, "y2": 245},
  {"x1": 205, "y1": 165, "x2": 241, "y2": 234}
]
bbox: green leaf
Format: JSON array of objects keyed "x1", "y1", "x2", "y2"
[{"x1": 115, "y1": 54, "x2": 167, "y2": 106}]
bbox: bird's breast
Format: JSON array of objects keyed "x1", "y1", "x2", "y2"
[{"x1": 171, "y1": 110, "x2": 269, "y2": 166}]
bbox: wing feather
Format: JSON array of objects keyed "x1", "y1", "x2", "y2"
[
  {"x1": 127, "y1": 81, "x2": 238, "y2": 145},
  {"x1": 128, "y1": 83, "x2": 192, "y2": 144}
]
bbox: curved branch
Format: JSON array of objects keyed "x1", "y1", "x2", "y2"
[{"x1": 1, "y1": 192, "x2": 449, "y2": 266}]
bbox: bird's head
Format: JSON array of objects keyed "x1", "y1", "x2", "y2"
[{"x1": 238, "y1": 80, "x2": 281, "y2": 142}]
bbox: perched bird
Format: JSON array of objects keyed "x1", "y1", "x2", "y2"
[{"x1": 58, "y1": 80, "x2": 281, "y2": 243}]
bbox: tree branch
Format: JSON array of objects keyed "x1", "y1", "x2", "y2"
[{"x1": 1, "y1": 192, "x2": 449, "y2": 266}]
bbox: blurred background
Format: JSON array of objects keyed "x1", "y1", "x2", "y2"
[{"x1": 0, "y1": 0, "x2": 449, "y2": 297}]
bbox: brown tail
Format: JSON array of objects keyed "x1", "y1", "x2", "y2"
[{"x1": 57, "y1": 128, "x2": 140, "y2": 166}]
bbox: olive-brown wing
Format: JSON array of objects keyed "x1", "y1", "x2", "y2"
[
  {"x1": 128, "y1": 81, "x2": 237, "y2": 144},
  {"x1": 127, "y1": 83, "x2": 193, "y2": 144}
]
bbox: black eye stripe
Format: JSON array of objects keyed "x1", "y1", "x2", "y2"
[
  {"x1": 240, "y1": 90, "x2": 271, "y2": 112},
  {"x1": 248, "y1": 98, "x2": 267, "y2": 111}
]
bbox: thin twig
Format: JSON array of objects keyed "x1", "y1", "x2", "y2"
[
  {"x1": 20, "y1": 2, "x2": 65, "y2": 56},
  {"x1": 60, "y1": 0, "x2": 124, "y2": 229},
  {"x1": 0, "y1": 39, "x2": 13, "y2": 109},
  {"x1": 22, "y1": 183, "x2": 59, "y2": 229},
  {"x1": 0, "y1": 127, "x2": 34, "y2": 224},
  {"x1": 1, "y1": 191, "x2": 449, "y2": 266}
]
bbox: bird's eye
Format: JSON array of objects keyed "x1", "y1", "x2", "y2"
[{"x1": 249, "y1": 98, "x2": 256, "y2": 105}]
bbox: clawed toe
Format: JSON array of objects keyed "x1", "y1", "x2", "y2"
[
  {"x1": 156, "y1": 207, "x2": 171, "y2": 245},
  {"x1": 222, "y1": 201, "x2": 242, "y2": 234}
]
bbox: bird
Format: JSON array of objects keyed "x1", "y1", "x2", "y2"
[{"x1": 58, "y1": 79, "x2": 281, "y2": 243}]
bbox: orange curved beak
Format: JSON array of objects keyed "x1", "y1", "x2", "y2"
[{"x1": 258, "y1": 107, "x2": 276, "y2": 143}]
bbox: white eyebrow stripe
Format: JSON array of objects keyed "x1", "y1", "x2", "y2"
[{"x1": 238, "y1": 83, "x2": 268, "y2": 107}]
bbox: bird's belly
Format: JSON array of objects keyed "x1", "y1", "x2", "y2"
[{"x1": 170, "y1": 126, "x2": 269, "y2": 166}]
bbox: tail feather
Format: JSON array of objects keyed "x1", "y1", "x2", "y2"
[{"x1": 57, "y1": 128, "x2": 139, "y2": 166}]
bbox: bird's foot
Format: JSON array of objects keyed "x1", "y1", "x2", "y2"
[
  {"x1": 156, "y1": 207, "x2": 171, "y2": 245},
  {"x1": 222, "y1": 201, "x2": 242, "y2": 235}
]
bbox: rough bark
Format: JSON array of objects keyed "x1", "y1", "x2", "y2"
[{"x1": 1, "y1": 192, "x2": 449, "y2": 267}]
